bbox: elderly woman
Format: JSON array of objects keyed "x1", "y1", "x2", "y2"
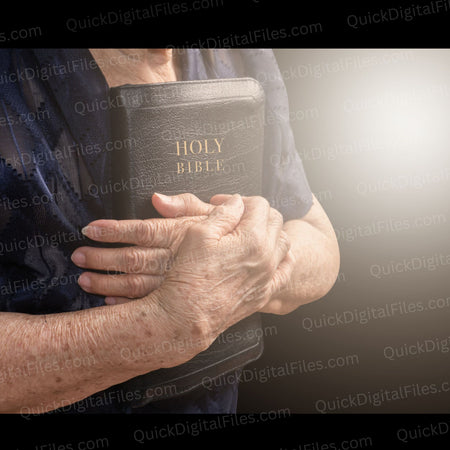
[{"x1": 0, "y1": 49, "x2": 339, "y2": 413}]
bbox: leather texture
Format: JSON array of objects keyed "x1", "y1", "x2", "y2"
[
  {"x1": 109, "y1": 78, "x2": 266, "y2": 406},
  {"x1": 110, "y1": 78, "x2": 265, "y2": 219}
]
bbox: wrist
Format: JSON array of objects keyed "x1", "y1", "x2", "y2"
[{"x1": 141, "y1": 286, "x2": 212, "y2": 368}]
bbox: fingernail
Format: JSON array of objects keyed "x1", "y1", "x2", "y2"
[
  {"x1": 81, "y1": 225, "x2": 103, "y2": 238},
  {"x1": 104, "y1": 297, "x2": 116, "y2": 305},
  {"x1": 71, "y1": 250, "x2": 86, "y2": 266},
  {"x1": 154, "y1": 192, "x2": 173, "y2": 203},
  {"x1": 78, "y1": 273, "x2": 91, "y2": 289}
]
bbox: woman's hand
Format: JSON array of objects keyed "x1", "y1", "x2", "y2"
[
  {"x1": 71, "y1": 193, "x2": 214, "y2": 304},
  {"x1": 72, "y1": 192, "x2": 294, "y2": 324},
  {"x1": 156, "y1": 194, "x2": 294, "y2": 342}
]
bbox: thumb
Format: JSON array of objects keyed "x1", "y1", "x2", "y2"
[
  {"x1": 193, "y1": 194, "x2": 244, "y2": 239},
  {"x1": 152, "y1": 192, "x2": 214, "y2": 218}
]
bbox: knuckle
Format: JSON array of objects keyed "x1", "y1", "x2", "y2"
[
  {"x1": 164, "y1": 249, "x2": 175, "y2": 272},
  {"x1": 177, "y1": 217, "x2": 200, "y2": 240},
  {"x1": 136, "y1": 221, "x2": 153, "y2": 243},
  {"x1": 146, "y1": 255, "x2": 160, "y2": 273},
  {"x1": 271, "y1": 208, "x2": 284, "y2": 227},
  {"x1": 187, "y1": 223, "x2": 210, "y2": 240},
  {"x1": 124, "y1": 247, "x2": 144, "y2": 273},
  {"x1": 125, "y1": 275, "x2": 147, "y2": 298},
  {"x1": 253, "y1": 196, "x2": 270, "y2": 211}
]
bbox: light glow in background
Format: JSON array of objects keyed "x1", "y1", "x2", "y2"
[{"x1": 238, "y1": 49, "x2": 450, "y2": 413}]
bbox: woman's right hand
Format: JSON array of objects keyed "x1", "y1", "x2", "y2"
[{"x1": 156, "y1": 194, "x2": 294, "y2": 351}]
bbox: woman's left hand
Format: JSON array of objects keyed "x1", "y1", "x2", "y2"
[{"x1": 71, "y1": 193, "x2": 214, "y2": 304}]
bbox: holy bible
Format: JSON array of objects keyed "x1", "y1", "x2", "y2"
[{"x1": 109, "y1": 78, "x2": 265, "y2": 407}]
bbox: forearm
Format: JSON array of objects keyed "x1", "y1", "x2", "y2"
[
  {"x1": 0, "y1": 290, "x2": 192, "y2": 414},
  {"x1": 261, "y1": 200, "x2": 340, "y2": 315}
]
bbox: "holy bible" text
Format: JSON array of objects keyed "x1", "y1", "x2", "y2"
[{"x1": 175, "y1": 137, "x2": 225, "y2": 174}]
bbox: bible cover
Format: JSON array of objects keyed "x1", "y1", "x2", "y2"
[{"x1": 109, "y1": 78, "x2": 265, "y2": 407}]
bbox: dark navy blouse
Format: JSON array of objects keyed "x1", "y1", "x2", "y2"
[{"x1": 0, "y1": 49, "x2": 312, "y2": 412}]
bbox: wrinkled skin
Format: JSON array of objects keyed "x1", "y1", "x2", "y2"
[{"x1": 74, "y1": 193, "x2": 294, "y2": 345}]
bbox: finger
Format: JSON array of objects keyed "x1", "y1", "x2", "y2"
[
  {"x1": 209, "y1": 194, "x2": 232, "y2": 205},
  {"x1": 212, "y1": 196, "x2": 281, "y2": 252},
  {"x1": 238, "y1": 197, "x2": 271, "y2": 251},
  {"x1": 78, "y1": 272, "x2": 164, "y2": 298},
  {"x1": 241, "y1": 196, "x2": 271, "y2": 229},
  {"x1": 266, "y1": 208, "x2": 286, "y2": 263},
  {"x1": 153, "y1": 192, "x2": 214, "y2": 218},
  {"x1": 187, "y1": 194, "x2": 244, "y2": 241},
  {"x1": 71, "y1": 246, "x2": 171, "y2": 275},
  {"x1": 268, "y1": 249, "x2": 295, "y2": 297},
  {"x1": 271, "y1": 230, "x2": 291, "y2": 268},
  {"x1": 81, "y1": 218, "x2": 179, "y2": 247}
]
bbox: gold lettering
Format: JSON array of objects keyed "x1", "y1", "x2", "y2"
[
  {"x1": 177, "y1": 138, "x2": 224, "y2": 155},
  {"x1": 214, "y1": 137, "x2": 224, "y2": 153},
  {"x1": 177, "y1": 159, "x2": 226, "y2": 174},
  {"x1": 176, "y1": 141, "x2": 188, "y2": 156},
  {"x1": 176, "y1": 137, "x2": 225, "y2": 174},
  {"x1": 177, "y1": 162, "x2": 185, "y2": 174},
  {"x1": 189, "y1": 140, "x2": 202, "y2": 154},
  {"x1": 204, "y1": 160, "x2": 212, "y2": 172}
]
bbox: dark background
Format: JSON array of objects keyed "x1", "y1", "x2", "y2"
[
  {"x1": 237, "y1": 49, "x2": 450, "y2": 414},
  {"x1": 2, "y1": 4, "x2": 450, "y2": 448}
]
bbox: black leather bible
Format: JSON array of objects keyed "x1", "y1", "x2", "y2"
[{"x1": 108, "y1": 78, "x2": 265, "y2": 407}]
